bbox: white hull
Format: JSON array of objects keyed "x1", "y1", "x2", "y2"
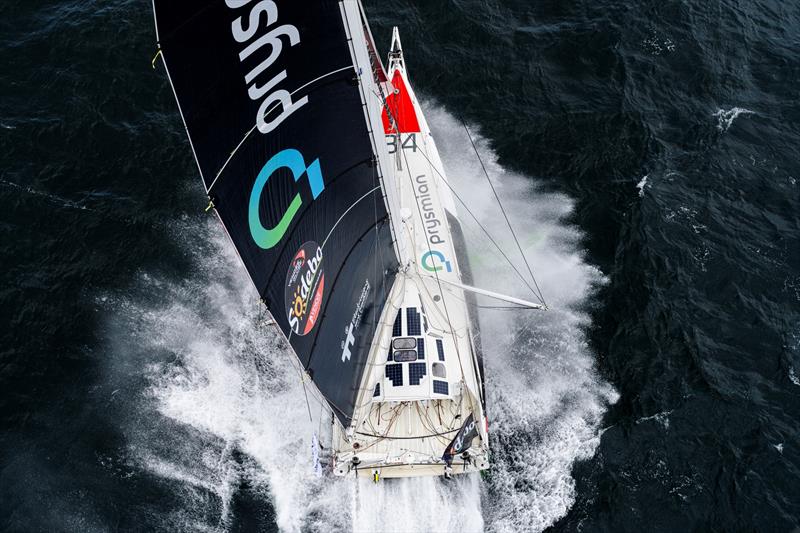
[{"x1": 332, "y1": 27, "x2": 489, "y2": 479}]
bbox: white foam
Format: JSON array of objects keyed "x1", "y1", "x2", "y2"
[
  {"x1": 636, "y1": 410, "x2": 672, "y2": 430},
  {"x1": 106, "y1": 221, "x2": 340, "y2": 532},
  {"x1": 642, "y1": 29, "x2": 676, "y2": 55},
  {"x1": 423, "y1": 106, "x2": 617, "y2": 532},
  {"x1": 637, "y1": 175, "x2": 648, "y2": 197},
  {"x1": 352, "y1": 476, "x2": 483, "y2": 532},
  {"x1": 107, "y1": 105, "x2": 615, "y2": 532},
  {"x1": 713, "y1": 107, "x2": 754, "y2": 132},
  {"x1": 789, "y1": 367, "x2": 800, "y2": 387},
  {"x1": 0, "y1": 178, "x2": 90, "y2": 211}
]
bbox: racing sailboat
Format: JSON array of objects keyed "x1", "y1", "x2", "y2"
[{"x1": 152, "y1": 0, "x2": 543, "y2": 479}]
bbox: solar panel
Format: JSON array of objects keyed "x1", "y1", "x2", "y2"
[
  {"x1": 373, "y1": 383, "x2": 381, "y2": 397},
  {"x1": 417, "y1": 338, "x2": 425, "y2": 359},
  {"x1": 433, "y1": 380, "x2": 449, "y2": 395},
  {"x1": 436, "y1": 339, "x2": 445, "y2": 361},
  {"x1": 385, "y1": 364, "x2": 403, "y2": 387},
  {"x1": 392, "y1": 310, "x2": 402, "y2": 337},
  {"x1": 406, "y1": 307, "x2": 421, "y2": 336},
  {"x1": 387, "y1": 347, "x2": 393, "y2": 361},
  {"x1": 409, "y1": 362, "x2": 427, "y2": 385}
]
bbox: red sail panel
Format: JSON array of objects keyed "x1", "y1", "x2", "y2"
[{"x1": 381, "y1": 71, "x2": 420, "y2": 134}]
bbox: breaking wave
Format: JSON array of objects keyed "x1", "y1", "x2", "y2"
[
  {"x1": 104, "y1": 105, "x2": 615, "y2": 532},
  {"x1": 713, "y1": 107, "x2": 754, "y2": 132}
]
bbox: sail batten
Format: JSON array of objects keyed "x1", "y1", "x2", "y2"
[{"x1": 153, "y1": 0, "x2": 399, "y2": 424}]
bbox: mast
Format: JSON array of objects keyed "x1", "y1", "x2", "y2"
[{"x1": 339, "y1": 0, "x2": 410, "y2": 267}]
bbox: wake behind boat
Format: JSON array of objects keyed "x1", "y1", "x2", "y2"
[{"x1": 152, "y1": 0, "x2": 544, "y2": 480}]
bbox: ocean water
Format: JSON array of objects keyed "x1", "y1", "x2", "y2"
[{"x1": 1, "y1": 1, "x2": 798, "y2": 532}]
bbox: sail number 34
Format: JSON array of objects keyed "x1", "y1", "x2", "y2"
[{"x1": 386, "y1": 133, "x2": 418, "y2": 154}]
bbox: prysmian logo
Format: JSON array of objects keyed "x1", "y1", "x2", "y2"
[
  {"x1": 284, "y1": 241, "x2": 325, "y2": 337},
  {"x1": 227, "y1": 0, "x2": 308, "y2": 134},
  {"x1": 249, "y1": 148, "x2": 324, "y2": 250},
  {"x1": 421, "y1": 250, "x2": 452, "y2": 273},
  {"x1": 414, "y1": 174, "x2": 446, "y2": 246}
]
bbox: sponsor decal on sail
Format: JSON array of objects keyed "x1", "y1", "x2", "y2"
[
  {"x1": 285, "y1": 241, "x2": 325, "y2": 336},
  {"x1": 248, "y1": 148, "x2": 324, "y2": 250},
  {"x1": 226, "y1": 0, "x2": 309, "y2": 134},
  {"x1": 341, "y1": 279, "x2": 371, "y2": 362},
  {"x1": 442, "y1": 413, "x2": 479, "y2": 466}
]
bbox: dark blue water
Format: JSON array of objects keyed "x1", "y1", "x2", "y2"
[{"x1": 2, "y1": 0, "x2": 799, "y2": 531}]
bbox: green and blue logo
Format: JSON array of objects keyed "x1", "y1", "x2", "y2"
[
  {"x1": 249, "y1": 149, "x2": 324, "y2": 250},
  {"x1": 421, "y1": 250, "x2": 452, "y2": 273}
]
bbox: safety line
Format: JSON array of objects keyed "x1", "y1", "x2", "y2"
[{"x1": 459, "y1": 116, "x2": 547, "y2": 307}]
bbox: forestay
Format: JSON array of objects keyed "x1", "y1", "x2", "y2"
[{"x1": 152, "y1": 0, "x2": 399, "y2": 424}]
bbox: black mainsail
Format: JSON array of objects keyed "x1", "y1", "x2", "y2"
[{"x1": 153, "y1": 0, "x2": 399, "y2": 424}]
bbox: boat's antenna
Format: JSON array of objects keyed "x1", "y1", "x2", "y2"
[{"x1": 458, "y1": 116, "x2": 547, "y2": 308}]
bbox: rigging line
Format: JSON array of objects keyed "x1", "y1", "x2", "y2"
[
  {"x1": 363, "y1": 403, "x2": 402, "y2": 441},
  {"x1": 415, "y1": 401, "x2": 457, "y2": 441},
  {"x1": 366, "y1": 87, "x2": 542, "y2": 304},
  {"x1": 419, "y1": 277, "x2": 542, "y2": 311},
  {"x1": 274, "y1": 318, "x2": 327, "y2": 420},
  {"x1": 207, "y1": 65, "x2": 355, "y2": 194},
  {"x1": 409, "y1": 275, "x2": 467, "y2": 340},
  {"x1": 154, "y1": 46, "x2": 210, "y2": 189},
  {"x1": 476, "y1": 304, "x2": 541, "y2": 310},
  {"x1": 371, "y1": 162, "x2": 380, "y2": 353},
  {"x1": 304, "y1": 217, "x2": 390, "y2": 374},
  {"x1": 317, "y1": 398, "x2": 325, "y2": 440},
  {"x1": 301, "y1": 376, "x2": 314, "y2": 424},
  {"x1": 261, "y1": 309, "x2": 341, "y2": 425},
  {"x1": 414, "y1": 406, "x2": 452, "y2": 447},
  {"x1": 412, "y1": 132, "x2": 545, "y2": 305},
  {"x1": 459, "y1": 116, "x2": 547, "y2": 306},
  {"x1": 258, "y1": 156, "x2": 375, "y2": 296},
  {"x1": 152, "y1": 2, "x2": 215, "y2": 46},
  {"x1": 321, "y1": 185, "x2": 382, "y2": 250}
]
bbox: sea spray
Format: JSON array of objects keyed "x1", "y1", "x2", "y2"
[
  {"x1": 105, "y1": 218, "x2": 343, "y2": 532},
  {"x1": 106, "y1": 105, "x2": 615, "y2": 532},
  {"x1": 427, "y1": 105, "x2": 618, "y2": 532}
]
